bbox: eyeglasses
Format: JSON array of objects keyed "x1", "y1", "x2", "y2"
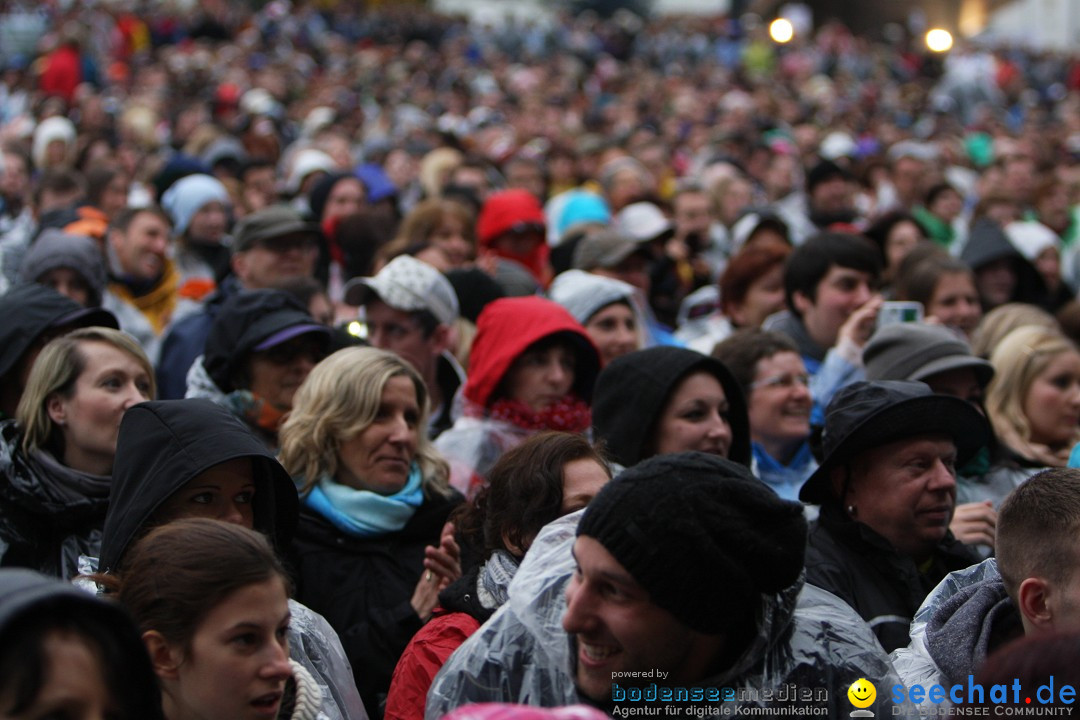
[{"x1": 750, "y1": 373, "x2": 811, "y2": 391}]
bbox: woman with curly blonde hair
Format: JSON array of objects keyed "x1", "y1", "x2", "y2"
[
  {"x1": 279, "y1": 347, "x2": 462, "y2": 714},
  {"x1": 986, "y1": 325, "x2": 1080, "y2": 472}
]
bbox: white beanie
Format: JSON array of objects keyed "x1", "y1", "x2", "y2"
[
  {"x1": 548, "y1": 269, "x2": 637, "y2": 324},
  {"x1": 1004, "y1": 220, "x2": 1060, "y2": 261},
  {"x1": 31, "y1": 116, "x2": 76, "y2": 170},
  {"x1": 284, "y1": 149, "x2": 336, "y2": 195},
  {"x1": 161, "y1": 174, "x2": 230, "y2": 237}
]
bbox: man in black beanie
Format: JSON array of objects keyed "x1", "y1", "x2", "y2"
[
  {"x1": 565, "y1": 452, "x2": 806, "y2": 701},
  {"x1": 427, "y1": 452, "x2": 909, "y2": 718}
]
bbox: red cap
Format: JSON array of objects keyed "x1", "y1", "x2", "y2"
[{"x1": 476, "y1": 189, "x2": 545, "y2": 247}]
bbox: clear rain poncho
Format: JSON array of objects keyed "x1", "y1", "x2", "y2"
[
  {"x1": 891, "y1": 558, "x2": 1017, "y2": 706},
  {"x1": 426, "y1": 511, "x2": 918, "y2": 719}
]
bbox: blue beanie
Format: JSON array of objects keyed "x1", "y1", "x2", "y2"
[
  {"x1": 555, "y1": 190, "x2": 610, "y2": 239},
  {"x1": 355, "y1": 163, "x2": 397, "y2": 203},
  {"x1": 161, "y1": 174, "x2": 230, "y2": 237}
]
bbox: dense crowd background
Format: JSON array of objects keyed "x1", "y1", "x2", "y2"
[{"x1": 3, "y1": 1, "x2": 1080, "y2": 719}]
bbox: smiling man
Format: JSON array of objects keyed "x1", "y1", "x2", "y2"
[
  {"x1": 427, "y1": 452, "x2": 907, "y2": 718},
  {"x1": 103, "y1": 205, "x2": 177, "y2": 360},
  {"x1": 764, "y1": 232, "x2": 882, "y2": 418}
]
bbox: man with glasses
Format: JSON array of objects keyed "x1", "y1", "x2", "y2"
[
  {"x1": 712, "y1": 329, "x2": 816, "y2": 500},
  {"x1": 156, "y1": 205, "x2": 321, "y2": 399}
]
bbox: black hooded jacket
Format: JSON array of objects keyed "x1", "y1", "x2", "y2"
[
  {"x1": 0, "y1": 284, "x2": 116, "y2": 386},
  {"x1": 0, "y1": 420, "x2": 111, "y2": 579},
  {"x1": 960, "y1": 217, "x2": 1060, "y2": 311},
  {"x1": 290, "y1": 486, "x2": 462, "y2": 717},
  {"x1": 99, "y1": 398, "x2": 298, "y2": 572},
  {"x1": 590, "y1": 346, "x2": 751, "y2": 469},
  {"x1": 99, "y1": 399, "x2": 368, "y2": 720},
  {"x1": 0, "y1": 568, "x2": 164, "y2": 718}
]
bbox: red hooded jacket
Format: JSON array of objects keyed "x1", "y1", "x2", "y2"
[{"x1": 463, "y1": 296, "x2": 599, "y2": 408}]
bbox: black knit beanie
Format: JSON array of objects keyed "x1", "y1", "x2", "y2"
[{"x1": 576, "y1": 451, "x2": 807, "y2": 634}]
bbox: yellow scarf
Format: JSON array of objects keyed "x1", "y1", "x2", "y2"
[{"x1": 108, "y1": 259, "x2": 180, "y2": 334}]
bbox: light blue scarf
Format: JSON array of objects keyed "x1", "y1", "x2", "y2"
[{"x1": 305, "y1": 463, "x2": 424, "y2": 538}]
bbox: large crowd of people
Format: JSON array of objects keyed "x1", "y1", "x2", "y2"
[{"x1": 4, "y1": 1, "x2": 1080, "y2": 718}]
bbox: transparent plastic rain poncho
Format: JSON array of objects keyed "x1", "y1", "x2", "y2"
[
  {"x1": 891, "y1": 558, "x2": 1006, "y2": 704},
  {"x1": 427, "y1": 511, "x2": 918, "y2": 719}
]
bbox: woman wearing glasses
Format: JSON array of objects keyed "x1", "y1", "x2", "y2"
[{"x1": 713, "y1": 330, "x2": 816, "y2": 500}]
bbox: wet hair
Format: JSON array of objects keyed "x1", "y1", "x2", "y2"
[
  {"x1": 975, "y1": 631, "x2": 1080, "y2": 705},
  {"x1": 862, "y1": 210, "x2": 927, "y2": 269},
  {"x1": 970, "y1": 302, "x2": 1057, "y2": 359},
  {"x1": 0, "y1": 597, "x2": 163, "y2": 718},
  {"x1": 718, "y1": 241, "x2": 790, "y2": 320},
  {"x1": 109, "y1": 205, "x2": 172, "y2": 235},
  {"x1": 985, "y1": 326, "x2": 1079, "y2": 449},
  {"x1": 97, "y1": 518, "x2": 289, "y2": 652},
  {"x1": 278, "y1": 347, "x2": 451, "y2": 497},
  {"x1": 924, "y1": 182, "x2": 959, "y2": 209},
  {"x1": 895, "y1": 255, "x2": 976, "y2": 309},
  {"x1": 453, "y1": 432, "x2": 610, "y2": 561},
  {"x1": 17, "y1": 327, "x2": 155, "y2": 455},
  {"x1": 84, "y1": 164, "x2": 123, "y2": 210},
  {"x1": 783, "y1": 233, "x2": 881, "y2": 318},
  {"x1": 711, "y1": 329, "x2": 799, "y2": 398},
  {"x1": 997, "y1": 468, "x2": 1080, "y2": 606},
  {"x1": 491, "y1": 333, "x2": 581, "y2": 405},
  {"x1": 391, "y1": 198, "x2": 477, "y2": 257},
  {"x1": 332, "y1": 209, "x2": 396, "y2": 279},
  {"x1": 33, "y1": 168, "x2": 86, "y2": 208}
]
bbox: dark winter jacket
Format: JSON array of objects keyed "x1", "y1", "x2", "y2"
[
  {"x1": 591, "y1": 346, "x2": 750, "y2": 468},
  {"x1": 805, "y1": 502, "x2": 980, "y2": 653},
  {"x1": 0, "y1": 419, "x2": 111, "y2": 579},
  {"x1": 289, "y1": 487, "x2": 462, "y2": 718}
]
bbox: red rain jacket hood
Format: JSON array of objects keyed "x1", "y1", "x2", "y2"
[{"x1": 463, "y1": 296, "x2": 599, "y2": 408}]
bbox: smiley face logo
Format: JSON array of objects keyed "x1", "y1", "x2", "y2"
[{"x1": 848, "y1": 678, "x2": 876, "y2": 709}]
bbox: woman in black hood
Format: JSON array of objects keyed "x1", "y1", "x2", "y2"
[
  {"x1": 0, "y1": 567, "x2": 163, "y2": 719},
  {"x1": 0, "y1": 324, "x2": 151, "y2": 580},
  {"x1": 99, "y1": 398, "x2": 367, "y2": 720},
  {"x1": 591, "y1": 346, "x2": 751, "y2": 470}
]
